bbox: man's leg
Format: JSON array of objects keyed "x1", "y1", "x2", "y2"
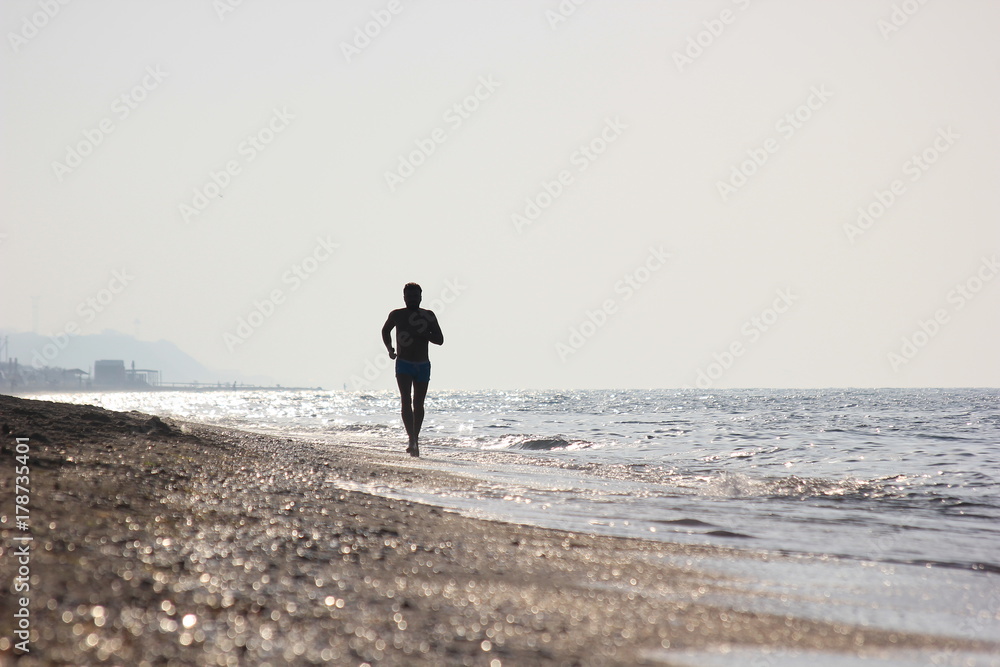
[
  {"x1": 411, "y1": 381, "x2": 429, "y2": 455},
  {"x1": 395, "y1": 374, "x2": 416, "y2": 452}
]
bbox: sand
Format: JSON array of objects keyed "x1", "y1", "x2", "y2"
[{"x1": 1, "y1": 393, "x2": 995, "y2": 666}]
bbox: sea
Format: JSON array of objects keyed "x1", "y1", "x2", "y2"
[{"x1": 38, "y1": 387, "x2": 1000, "y2": 666}]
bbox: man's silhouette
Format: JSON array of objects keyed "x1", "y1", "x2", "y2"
[{"x1": 382, "y1": 283, "x2": 444, "y2": 456}]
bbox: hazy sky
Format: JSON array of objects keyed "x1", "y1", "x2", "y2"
[{"x1": 2, "y1": 1, "x2": 998, "y2": 390}]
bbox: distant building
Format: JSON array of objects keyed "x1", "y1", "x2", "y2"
[
  {"x1": 92, "y1": 359, "x2": 160, "y2": 388},
  {"x1": 93, "y1": 360, "x2": 126, "y2": 387},
  {"x1": 65, "y1": 368, "x2": 90, "y2": 388},
  {"x1": 3, "y1": 359, "x2": 90, "y2": 390},
  {"x1": 127, "y1": 363, "x2": 160, "y2": 387}
]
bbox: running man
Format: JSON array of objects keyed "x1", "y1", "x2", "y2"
[{"x1": 381, "y1": 283, "x2": 444, "y2": 456}]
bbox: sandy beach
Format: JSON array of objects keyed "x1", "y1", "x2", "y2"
[{"x1": 1, "y1": 393, "x2": 996, "y2": 666}]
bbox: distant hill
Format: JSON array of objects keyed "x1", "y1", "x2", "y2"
[{"x1": 0, "y1": 329, "x2": 270, "y2": 384}]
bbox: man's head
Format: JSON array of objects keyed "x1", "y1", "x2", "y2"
[{"x1": 403, "y1": 282, "x2": 422, "y2": 308}]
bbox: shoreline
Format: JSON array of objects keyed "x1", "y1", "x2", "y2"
[
  {"x1": 1, "y1": 394, "x2": 996, "y2": 665},
  {"x1": 4, "y1": 385, "x2": 324, "y2": 396}
]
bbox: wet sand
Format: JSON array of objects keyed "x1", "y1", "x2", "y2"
[{"x1": 1, "y1": 394, "x2": 995, "y2": 666}]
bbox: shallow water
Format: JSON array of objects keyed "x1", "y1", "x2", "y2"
[{"x1": 40, "y1": 387, "x2": 1000, "y2": 651}]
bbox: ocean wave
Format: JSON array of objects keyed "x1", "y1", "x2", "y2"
[
  {"x1": 510, "y1": 437, "x2": 575, "y2": 451},
  {"x1": 330, "y1": 422, "x2": 393, "y2": 434},
  {"x1": 461, "y1": 434, "x2": 599, "y2": 452},
  {"x1": 690, "y1": 472, "x2": 891, "y2": 500}
]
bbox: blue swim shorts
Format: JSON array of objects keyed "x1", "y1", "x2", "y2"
[{"x1": 395, "y1": 358, "x2": 431, "y2": 383}]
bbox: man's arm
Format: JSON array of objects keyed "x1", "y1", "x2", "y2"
[
  {"x1": 424, "y1": 310, "x2": 444, "y2": 346},
  {"x1": 381, "y1": 313, "x2": 397, "y2": 359}
]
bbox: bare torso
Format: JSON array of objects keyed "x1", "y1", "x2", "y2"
[{"x1": 383, "y1": 307, "x2": 443, "y2": 362}]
